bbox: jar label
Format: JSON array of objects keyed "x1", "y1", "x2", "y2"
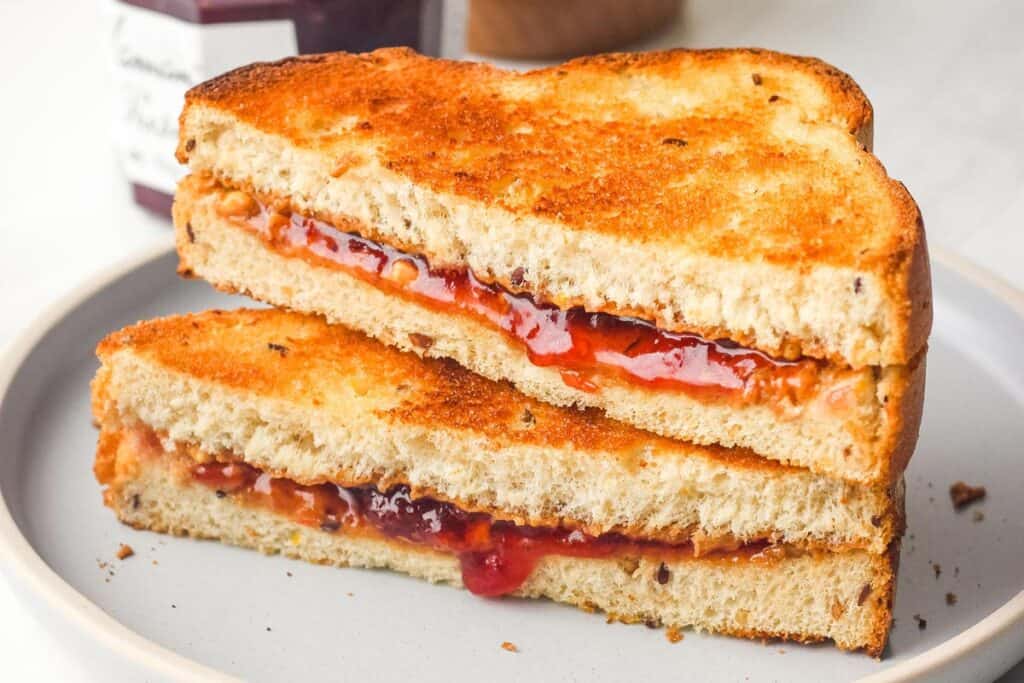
[{"x1": 105, "y1": 2, "x2": 298, "y2": 194}]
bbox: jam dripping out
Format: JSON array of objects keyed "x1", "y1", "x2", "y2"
[
  {"x1": 192, "y1": 460, "x2": 767, "y2": 596},
  {"x1": 245, "y1": 205, "x2": 820, "y2": 403}
]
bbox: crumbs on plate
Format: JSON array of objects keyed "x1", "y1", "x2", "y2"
[{"x1": 949, "y1": 481, "x2": 986, "y2": 509}]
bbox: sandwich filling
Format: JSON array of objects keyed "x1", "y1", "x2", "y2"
[
  {"x1": 113, "y1": 428, "x2": 792, "y2": 597},
  {"x1": 217, "y1": 187, "x2": 831, "y2": 405}
]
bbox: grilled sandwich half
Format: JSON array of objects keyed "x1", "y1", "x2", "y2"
[
  {"x1": 174, "y1": 48, "x2": 930, "y2": 485},
  {"x1": 92, "y1": 309, "x2": 901, "y2": 655}
]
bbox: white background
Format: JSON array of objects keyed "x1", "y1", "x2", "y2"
[{"x1": 1, "y1": 0, "x2": 1022, "y2": 679}]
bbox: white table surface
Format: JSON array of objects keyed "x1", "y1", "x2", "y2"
[{"x1": 1, "y1": 0, "x2": 1022, "y2": 680}]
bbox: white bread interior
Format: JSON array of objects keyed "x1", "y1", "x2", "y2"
[
  {"x1": 174, "y1": 182, "x2": 926, "y2": 486},
  {"x1": 101, "y1": 438, "x2": 895, "y2": 656}
]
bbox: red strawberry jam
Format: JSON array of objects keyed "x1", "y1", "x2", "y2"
[
  {"x1": 241, "y1": 200, "x2": 822, "y2": 404},
  {"x1": 192, "y1": 459, "x2": 768, "y2": 596}
]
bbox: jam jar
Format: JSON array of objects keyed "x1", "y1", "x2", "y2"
[{"x1": 106, "y1": 0, "x2": 442, "y2": 216}]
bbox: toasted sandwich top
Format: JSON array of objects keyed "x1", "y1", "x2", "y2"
[
  {"x1": 178, "y1": 48, "x2": 930, "y2": 365},
  {"x1": 178, "y1": 47, "x2": 906, "y2": 267}
]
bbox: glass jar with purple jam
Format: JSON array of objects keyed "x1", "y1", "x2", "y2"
[{"x1": 105, "y1": 0, "x2": 442, "y2": 216}]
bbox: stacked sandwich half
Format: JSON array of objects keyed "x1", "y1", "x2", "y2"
[{"x1": 93, "y1": 48, "x2": 930, "y2": 655}]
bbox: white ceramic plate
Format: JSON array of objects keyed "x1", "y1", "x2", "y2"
[{"x1": 2, "y1": 244, "x2": 1023, "y2": 682}]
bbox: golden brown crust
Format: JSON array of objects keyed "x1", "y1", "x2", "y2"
[
  {"x1": 178, "y1": 47, "x2": 875, "y2": 156},
  {"x1": 900, "y1": 217, "x2": 934, "y2": 375},
  {"x1": 96, "y1": 308, "x2": 804, "y2": 474},
  {"x1": 552, "y1": 47, "x2": 874, "y2": 142},
  {"x1": 879, "y1": 350, "x2": 928, "y2": 483},
  {"x1": 179, "y1": 48, "x2": 905, "y2": 271},
  {"x1": 182, "y1": 46, "x2": 905, "y2": 272}
]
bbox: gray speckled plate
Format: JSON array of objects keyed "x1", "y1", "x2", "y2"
[{"x1": 1, "y1": 244, "x2": 1023, "y2": 682}]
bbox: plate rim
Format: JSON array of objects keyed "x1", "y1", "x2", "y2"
[
  {"x1": 0, "y1": 244, "x2": 1021, "y2": 682},
  {"x1": 0, "y1": 240, "x2": 233, "y2": 682}
]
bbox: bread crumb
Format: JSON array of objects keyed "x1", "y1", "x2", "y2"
[
  {"x1": 972, "y1": 510, "x2": 985, "y2": 523},
  {"x1": 913, "y1": 614, "x2": 927, "y2": 630},
  {"x1": 932, "y1": 562, "x2": 941, "y2": 579},
  {"x1": 500, "y1": 641, "x2": 518, "y2": 653},
  {"x1": 116, "y1": 544, "x2": 134, "y2": 560},
  {"x1": 665, "y1": 627, "x2": 684, "y2": 643},
  {"x1": 945, "y1": 592, "x2": 957, "y2": 606},
  {"x1": 950, "y1": 481, "x2": 986, "y2": 509}
]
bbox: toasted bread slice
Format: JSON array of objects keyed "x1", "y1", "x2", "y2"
[
  {"x1": 174, "y1": 179, "x2": 926, "y2": 485},
  {"x1": 92, "y1": 309, "x2": 901, "y2": 552},
  {"x1": 177, "y1": 47, "x2": 930, "y2": 367},
  {"x1": 96, "y1": 426, "x2": 897, "y2": 656}
]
